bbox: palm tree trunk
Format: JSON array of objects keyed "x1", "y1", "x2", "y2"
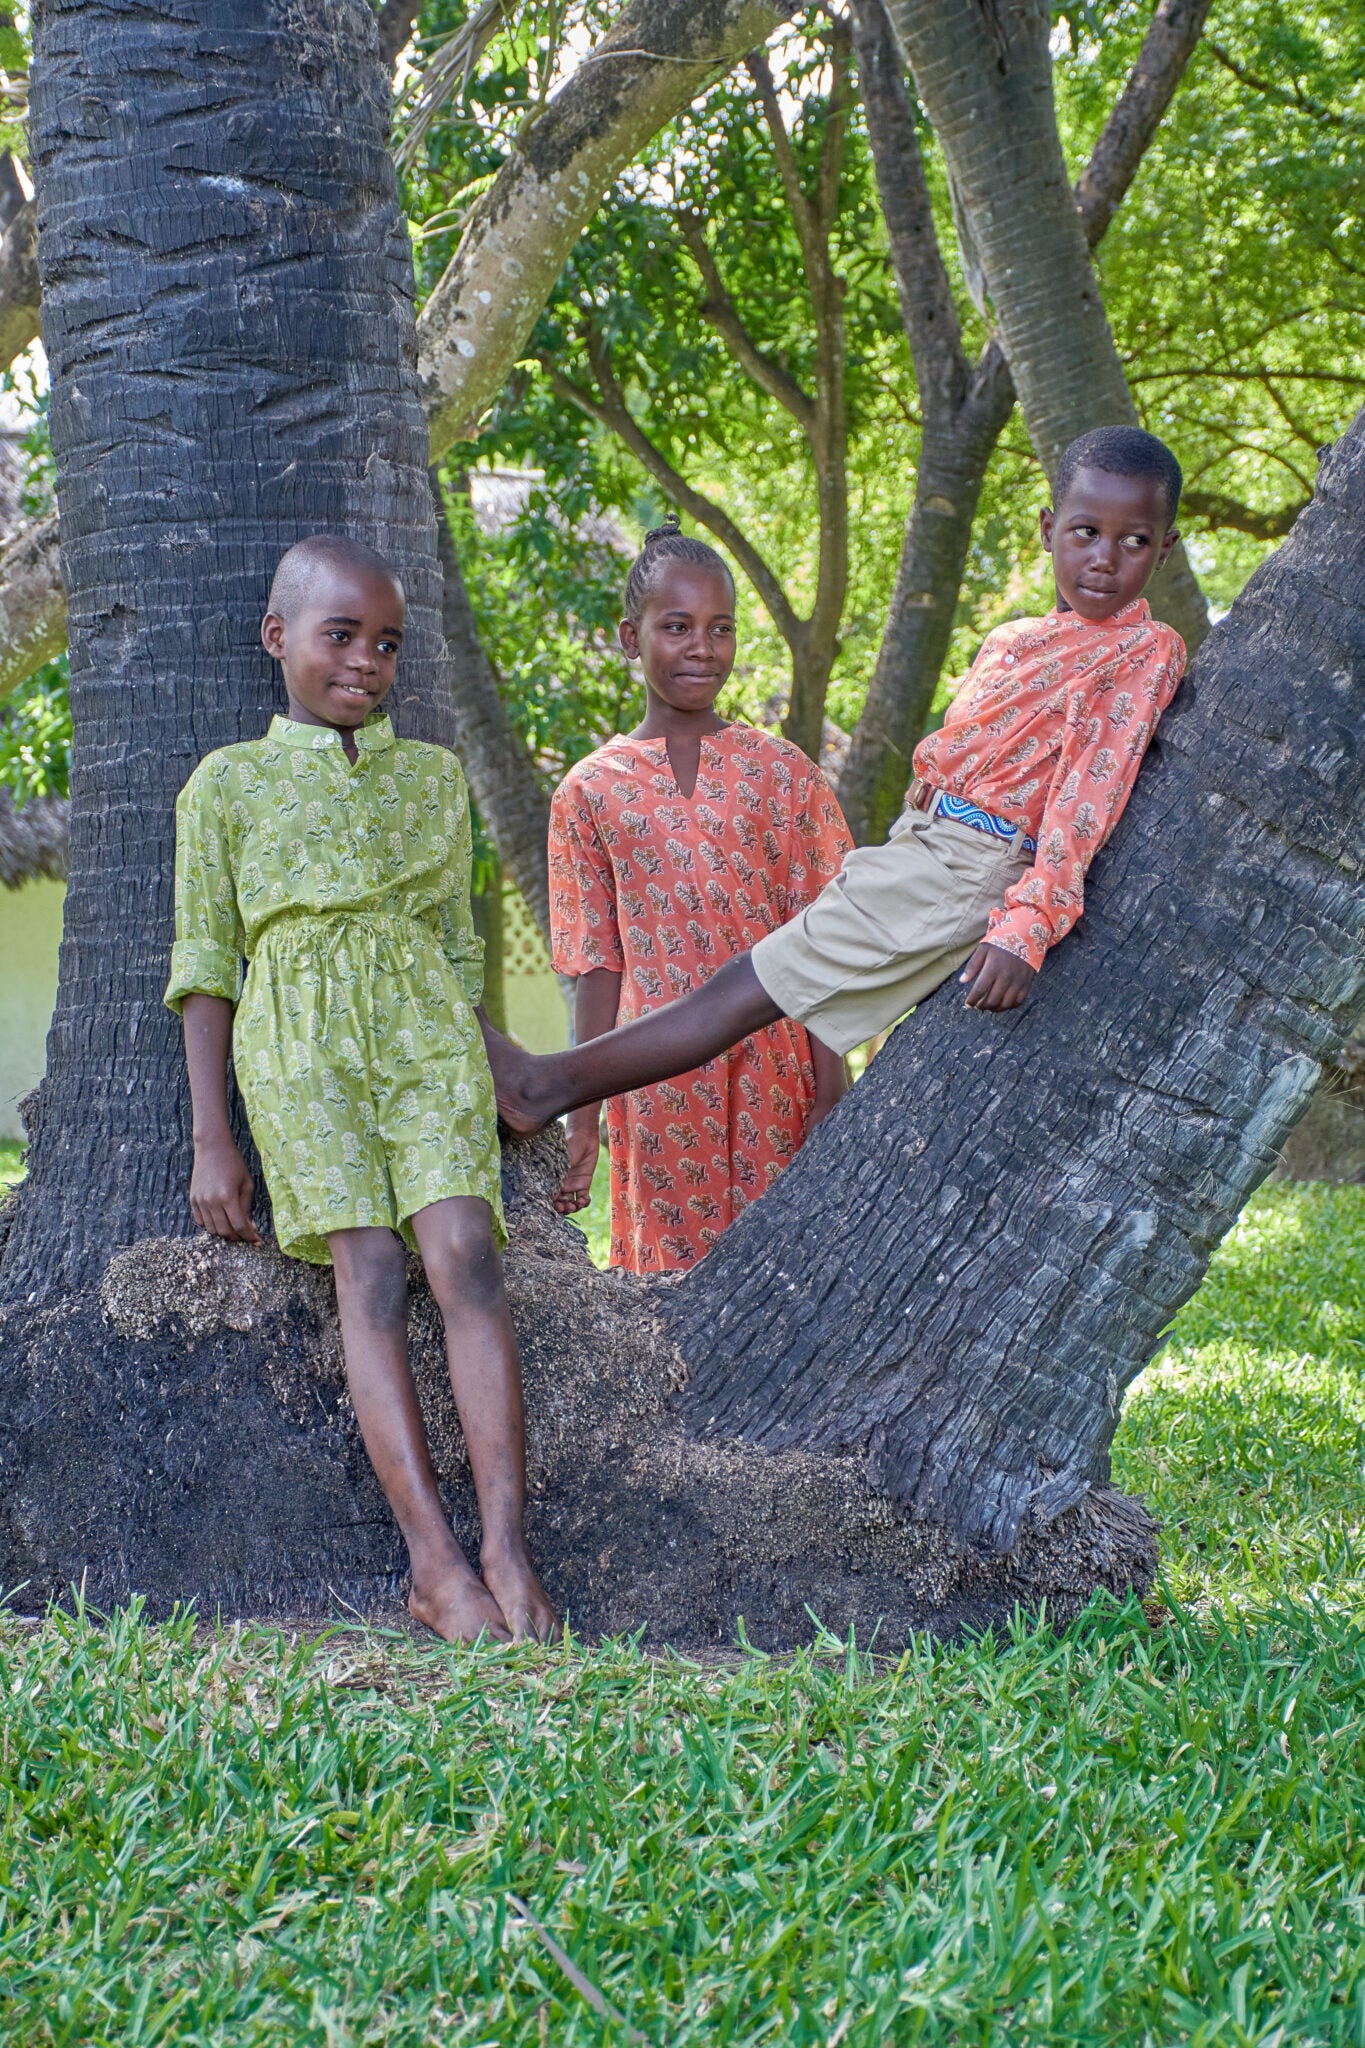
[
  {"x1": 670, "y1": 407, "x2": 1365, "y2": 1549},
  {"x1": 1, "y1": 0, "x2": 450, "y2": 1303}
]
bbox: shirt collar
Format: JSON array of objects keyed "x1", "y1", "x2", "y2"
[
  {"x1": 1049, "y1": 598, "x2": 1152, "y2": 633},
  {"x1": 268, "y1": 711, "x2": 396, "y2": 754}
]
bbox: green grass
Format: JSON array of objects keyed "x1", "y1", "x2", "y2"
[
  {"x1": 3, "y1": 1182, "x2": 1365, "y2": 2044},
  {"x1": 0, "y1": 1139, "x2": 25, "y2": 1188}
]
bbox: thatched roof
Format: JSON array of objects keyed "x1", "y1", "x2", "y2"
[{"x1": 0, "y1": 785, "x2": 68, "y2": 888}]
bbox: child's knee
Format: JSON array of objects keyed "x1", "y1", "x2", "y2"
[
  {"x1": 332, "y1": 1230, "x2": 408, "y2": 1329},
  {"x1": 424, "y1": 1207, "x2": 503, "y2": 1315}
]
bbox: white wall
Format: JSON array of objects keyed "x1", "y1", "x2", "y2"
[{"x1": 0, "y1": 877, "x2": 62, "y2": 1141}]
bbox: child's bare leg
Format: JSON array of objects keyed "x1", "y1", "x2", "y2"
[
  {"x1": 410, "y1": 1197, "x2": 560, "y2": 1644},
  {"x1": 330, "y1": 1226, "x2": 512, "y2": 1646},
  {"x1": 484, "y1": 953, "x2": 782, "y2": 1134}
]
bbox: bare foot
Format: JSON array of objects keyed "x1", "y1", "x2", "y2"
[
  {"x1": 478, "y1": 1017, "x2": 557, "y2": 1137},
  {"x1": 481, "y1": 1544, "x2": 562, "y2": 1644},
  {"x1": 409, "y1": 1564, "x2": 513, "y2": 1645}
]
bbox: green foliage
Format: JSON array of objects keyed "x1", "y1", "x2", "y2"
[
  {"x1": 1051, "y1": 0, "x2": 1365, "y2": 613},
  {"x1": 440, "y1": 473, "x2": 638, "y2": 789},
  {"x1": 0, "y1": 655, "x2": 71, "y2": 802},
  {"x1": 500, "y1": 13, "x2": 913, "y2": 730}
]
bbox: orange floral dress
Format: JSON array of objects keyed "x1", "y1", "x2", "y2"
[{"x1": 549, "y1": 726, "x2": 852, "y2": 1274}]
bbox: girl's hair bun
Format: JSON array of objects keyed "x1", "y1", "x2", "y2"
[{"x1": 623, "y1": 509, "x2": 734, "y2": 621}]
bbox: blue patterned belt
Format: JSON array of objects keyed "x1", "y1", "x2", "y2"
[{"x1": 921, "y1": 785, "x2": 1036, "y2": 855}]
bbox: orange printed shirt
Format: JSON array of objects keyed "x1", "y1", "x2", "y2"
[
  {"x1": 549, "y1": 726, "x2": 852, "y2": 1274},
  {"x1": 912, "y1": 599, "x2": 1185, "y2": 970}
]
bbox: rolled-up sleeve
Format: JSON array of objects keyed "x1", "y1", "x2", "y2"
[{"x1": 164, "y1": 763, "x2": 246, "y2": 1013}]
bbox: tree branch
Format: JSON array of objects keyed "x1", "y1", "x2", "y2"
[
  {"x1": 1207, "y1": 38, "x2": 1361, "y2": 130},
  {"x1": 0, "y1": 513, "x2": 65, "y2": 703},
  {"x1": 547, "y1": 344, "x2": 805, "y2": 651},
  {"x1": 744, "y1": 48, "x2": 821, "y2": 279},
  {"x1": 417, "y1": 0, "x2": 796, "y2": 455},
  {"x1": 814, "y1": 14, "x2": 854, "y2": 239},
  {"x1": 1075, "y1": 0, "x2": 1213, "y2": 247},
  {"x1": 675, "y1": 209, "x2": 815, "y2": 425},
  {"x1": 848, "y1": 0, "x2": 968, "y2": 419},
  {"x1": 1180, "y1": 488, "x2": 1308, "y2": 540}
]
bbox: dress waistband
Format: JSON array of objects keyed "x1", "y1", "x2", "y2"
[{"x1": 252, "y1": 905, "x2": 441, "y2": 968}]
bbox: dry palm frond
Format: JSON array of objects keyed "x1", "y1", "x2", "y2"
[
  {"x1": 393, "y1": 0, "x2": 521, "y2": 174},
  {"x1": 0, "y1": 785, "x2": 67, "y2": 889}
]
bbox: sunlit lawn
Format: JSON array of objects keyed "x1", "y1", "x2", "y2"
[{"x1": 4, "y1": 1168, "x2": 1365, "y2": 2043}]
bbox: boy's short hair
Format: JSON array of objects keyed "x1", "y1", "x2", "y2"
[
  {"x1": 1053, "y1": 426, "x2": 1182, "y2": 525},
  {"x1": 267, "y1": 534, "x2": 403, "y2": 620}
]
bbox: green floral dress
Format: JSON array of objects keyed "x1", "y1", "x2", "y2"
[{"x1": 164, "y1": 713, "x2": 505, "y2": 1264}]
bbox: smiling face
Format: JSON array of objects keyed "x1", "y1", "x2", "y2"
[
  {"x1": 1040, "y1": 467, "x2": 1178, "y2": 622},
  {"x1": 261, "y1": 559, "x2": 405, "y2": 732},
  {"x1": 619, "y1": 561, "x2": 737, "y2": 715}
]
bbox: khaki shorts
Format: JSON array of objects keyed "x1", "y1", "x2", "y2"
[{"x1": 751, "y1": 807, "x2": 1032, "y2": 1055}]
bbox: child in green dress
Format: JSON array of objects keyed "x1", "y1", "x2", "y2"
[{"x1": 164, "y1": 534, "x2": 559, "y2": 1646}]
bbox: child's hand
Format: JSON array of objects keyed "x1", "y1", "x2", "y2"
[
  {"x1": 553, "y1": 1107, "x2": 601, "y2": 1215},
  {"x1": 960, "y1": 942, "x2": 1036, "y2": 1012},
  {"x1": 190, "y1": 1134, "x2": 263, "y2": 1244}
]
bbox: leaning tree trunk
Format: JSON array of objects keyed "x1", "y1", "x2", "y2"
[
  {"x1": 885, "y1": 0, "x2": 1210, "y2": 654},
  {"x1": 671, "y1": 410, "x2": 1365, "y2": 1551}
]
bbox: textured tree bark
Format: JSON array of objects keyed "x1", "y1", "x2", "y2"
[
  {"x1": 0, "y1": 0, "x2": 452, "y2": 1303},
  {"x1": 432, "y1": 477, "x2": 553, "y2": 941},
  {"x1": 417, "y1": 0, "x2": 792, "y2": 459},
  {"x1": 670, "y1": 406, "x2": 1365, "y2": 1551},
  {"x1": 0, "y1": 511, "x2": 63, "y2": 701},
  {"x1": 884, "y1": 0, "x2": 1210, "y2": 654}
]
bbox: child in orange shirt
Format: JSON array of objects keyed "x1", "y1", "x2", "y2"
[
  {"x1": 492, "y1": 427, "x2": 1187, "y2": 1135},
  {"x1": 548, "y1": 518, "x2": 852, "y2": 1271}
]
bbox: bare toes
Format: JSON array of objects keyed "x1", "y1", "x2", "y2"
[{"x1": 409, "y1": 1574, "x2": 512, "y2": 1646}]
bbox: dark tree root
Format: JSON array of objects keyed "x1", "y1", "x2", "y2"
[{"x1": 0, "y1": 1131, "x2": 1157, "y2": 1646}]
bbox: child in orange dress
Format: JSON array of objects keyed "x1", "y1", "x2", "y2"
[{"x1": 548, "y1": 517, "x2": 852, "y2": 1272}]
